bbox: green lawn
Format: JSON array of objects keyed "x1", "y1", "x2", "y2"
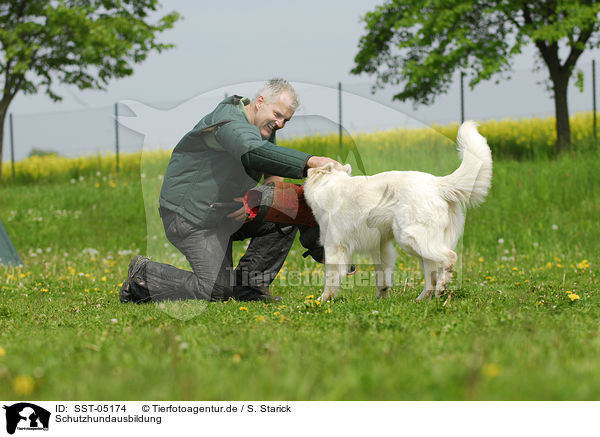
[{"x1": 0, "y1": 139, "x2": 598, "y2": 400}]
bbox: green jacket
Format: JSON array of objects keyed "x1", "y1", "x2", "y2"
[{"x1": 159, "y1": 95, "x2": 312, "y2": 227}]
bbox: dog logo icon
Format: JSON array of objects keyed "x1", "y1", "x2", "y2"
[{"x1": 3, "y1": 403, "x2": 50, "y2": 435}]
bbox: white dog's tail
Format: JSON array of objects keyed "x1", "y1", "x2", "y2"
[{"x1": 438, "y1": 120, "x2": 492, "y2": 208}]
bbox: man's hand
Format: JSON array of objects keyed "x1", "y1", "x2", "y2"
[
  {"x1": 226, "y1": 197, "x2": 248, "y2": 223},
  {"x1": 306, "y1": 156, "x2": 342, "y2": 169}
]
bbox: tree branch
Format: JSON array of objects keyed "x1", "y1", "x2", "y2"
[{"x1": 563, "y1": 25, "x2": 595, "y2": 70}]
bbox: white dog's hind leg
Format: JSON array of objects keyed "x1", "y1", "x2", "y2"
[
  {"x1": 375, "y1": 241, "x2": 396, "y2": 299},
  {"x1": 416, "y1": 258, "x2": 439, "y2": 301},
  {"x1": 398, "y1": 225, "x2": 457, "y2": 301},
  {"x1": 320, "y1": 245, "x2": 350, "y2": 301},
  {"x1": 435, "y1": 250, "x2": 457, "y2": 297}
]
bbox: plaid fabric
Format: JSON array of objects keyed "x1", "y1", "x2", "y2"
[{"x1": 244, "y1": 181, "x2": 317, "y2": 227}]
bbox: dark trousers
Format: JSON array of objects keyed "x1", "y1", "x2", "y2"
[{"x1": 143, "y1": 208, "x2": 297, "y2": 302}]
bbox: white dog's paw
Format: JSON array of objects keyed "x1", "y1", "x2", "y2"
[
  {"x1": 376, "y1": 287, "x2": 391, "y2": 299},
  {"x1": 415, "y1": 289, "x2": 434, "y2": 302},
  {"x1": 434, "y1": 267, "x2": 454, "y2": 297},
  {"x1": 319, "y1": 290, "x2": 335, "y2": 302}
]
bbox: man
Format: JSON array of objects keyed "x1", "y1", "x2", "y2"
[{"x1": 120, "y1": 78, "x2": 339, "y2": 303}]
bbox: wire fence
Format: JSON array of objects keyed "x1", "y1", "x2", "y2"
[{"x1": 2, "y1": 62, "x2": 599, "y2": 168}]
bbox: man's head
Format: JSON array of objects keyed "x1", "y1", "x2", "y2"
[{"x1": 246, "y1": 78, "x2": 300, "y2": 139}]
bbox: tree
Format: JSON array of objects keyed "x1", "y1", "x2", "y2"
[
  {"x1": 0, "y1": 0, "x2": 180, "y2": 179},
  {"x1": 351, "y1": 0, "x2": 600, "y2": 154}
]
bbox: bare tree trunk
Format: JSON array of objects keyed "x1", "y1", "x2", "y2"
[
  {"x1": 0, "y1": 95, "x2": 17, "y2": 182},
  {"x1": 552, "y1": 71, "x2": 571, "y2": 154},
  {"x1": 0, "y1": 105, "x2": 6, "y2": 181}
]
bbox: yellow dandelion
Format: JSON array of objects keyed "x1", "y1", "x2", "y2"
[
  {"x1": 325, "y1": 308, "x2": 333, "y2": 314},
  {"x1": 314, "y1": 299, "x2": 321, "y2": 306},
  {"x1": 255, "y1": 315, "x2": 265, "y2": 323},
  {"x1": 239, "y1": 307, "x2": 248, "y2": 312},
  {"x1": 279, "y1": 314, "x2": 285, "y2": 323},
  {"x1": 273, "y1": 311, "x2": 280, "y2": 316},
  {"x1": 0, "y1": 346, "x2": 6, "y2": 357},
  {"x1": 40, "y1": 288, "x2": 48, "y2": 292},
  {"x1": 305, "y1": 295, "x2": 314, "y2": 300},
  {"x1": 232, "y1": 353, "x2": 241, "y2": 363},
  {"x1": 577, "y1": 260, "x2": 590, "y2": 270},
  {"x1": 13, "y1": 375, "x2": 35, "y2": 396},
  {"x1": 481, "y1": 363, "x2": 502, "y2": 378},
  {"x1": 567, "y1": 293, "x2": 580, "y2": 302},
  {"x1": 478, "y1": 257, "x2": 484, "y2": 263}
]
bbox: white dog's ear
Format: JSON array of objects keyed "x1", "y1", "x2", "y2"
[{"x1": 342, "y1": 164, "x2": 352, "y2": 175}]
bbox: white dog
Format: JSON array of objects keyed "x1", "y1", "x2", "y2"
[{"x1": 304, "y1": 121, "x2": 492, "y2": 301}]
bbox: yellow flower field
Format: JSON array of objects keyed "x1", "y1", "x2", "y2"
[{"x1": 2, "y1": 112, "x2": 597, "y2": 184}]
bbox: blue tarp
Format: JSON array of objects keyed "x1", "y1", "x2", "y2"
[{"x1": 0, "y1": 219, "x2": 22, "y2": 266}]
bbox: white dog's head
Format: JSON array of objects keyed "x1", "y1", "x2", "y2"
[
  {"x1": 306, "y1": 163, "x2": 352, "y2": 181},
  {"x1": 304, "y1": 162, "x2": 352, "y2": 208}
]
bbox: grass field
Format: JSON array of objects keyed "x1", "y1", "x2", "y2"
[{"x1": 0, "y1": 120, "x2": 598, "y2": 400}]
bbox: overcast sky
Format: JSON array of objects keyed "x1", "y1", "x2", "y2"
[
  {"x1": 10, "y1": 1, "x2": 386, "y2": 112},
  {"x1": 4, "y1": 1, "x2": 600, "y2": 160}
]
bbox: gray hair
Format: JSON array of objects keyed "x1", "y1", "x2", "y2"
[{"x1": 255, "y1": 78, "x2": 300, "y2": 111}]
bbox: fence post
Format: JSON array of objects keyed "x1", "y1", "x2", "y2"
[
  {"x1": 338, "y1": 81, "x2": 343, "y2": 157},
  {"x1": 593, "y1": 60, "x2": 597, "y2": 147},
  {"x1": 9, "y1": 113, "x2": 15, "y2": 181},
  {"x1": 114, "y1": 103, "x2": 120, "y2": 173},
  {"x1": 460, "y1": 72, "x2": 465, "y2": 124}
]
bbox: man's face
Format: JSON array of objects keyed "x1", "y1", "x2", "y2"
[{"x1": 253, "y1": 91, "x2": 295, "y2": 139}]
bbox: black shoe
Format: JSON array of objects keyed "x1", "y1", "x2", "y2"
[
  {"x1": 255, "y1": 295, "x2": 283, "y2": 302},
  {"x1": 129, "y1": 255, "x2": 149, "y2": 287},
  {"x1": 120, "y1": 284, "x2": 134, "y2": 303},
  {"x1": 120, "y1": 256, "x2": 150, "y2": 303},
  {"x1": 234, "y1": 285, "x2": 282, "y2": 302},
  {"x1": 120, "y1": 281, "x2": 151, "y2": 303}
]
